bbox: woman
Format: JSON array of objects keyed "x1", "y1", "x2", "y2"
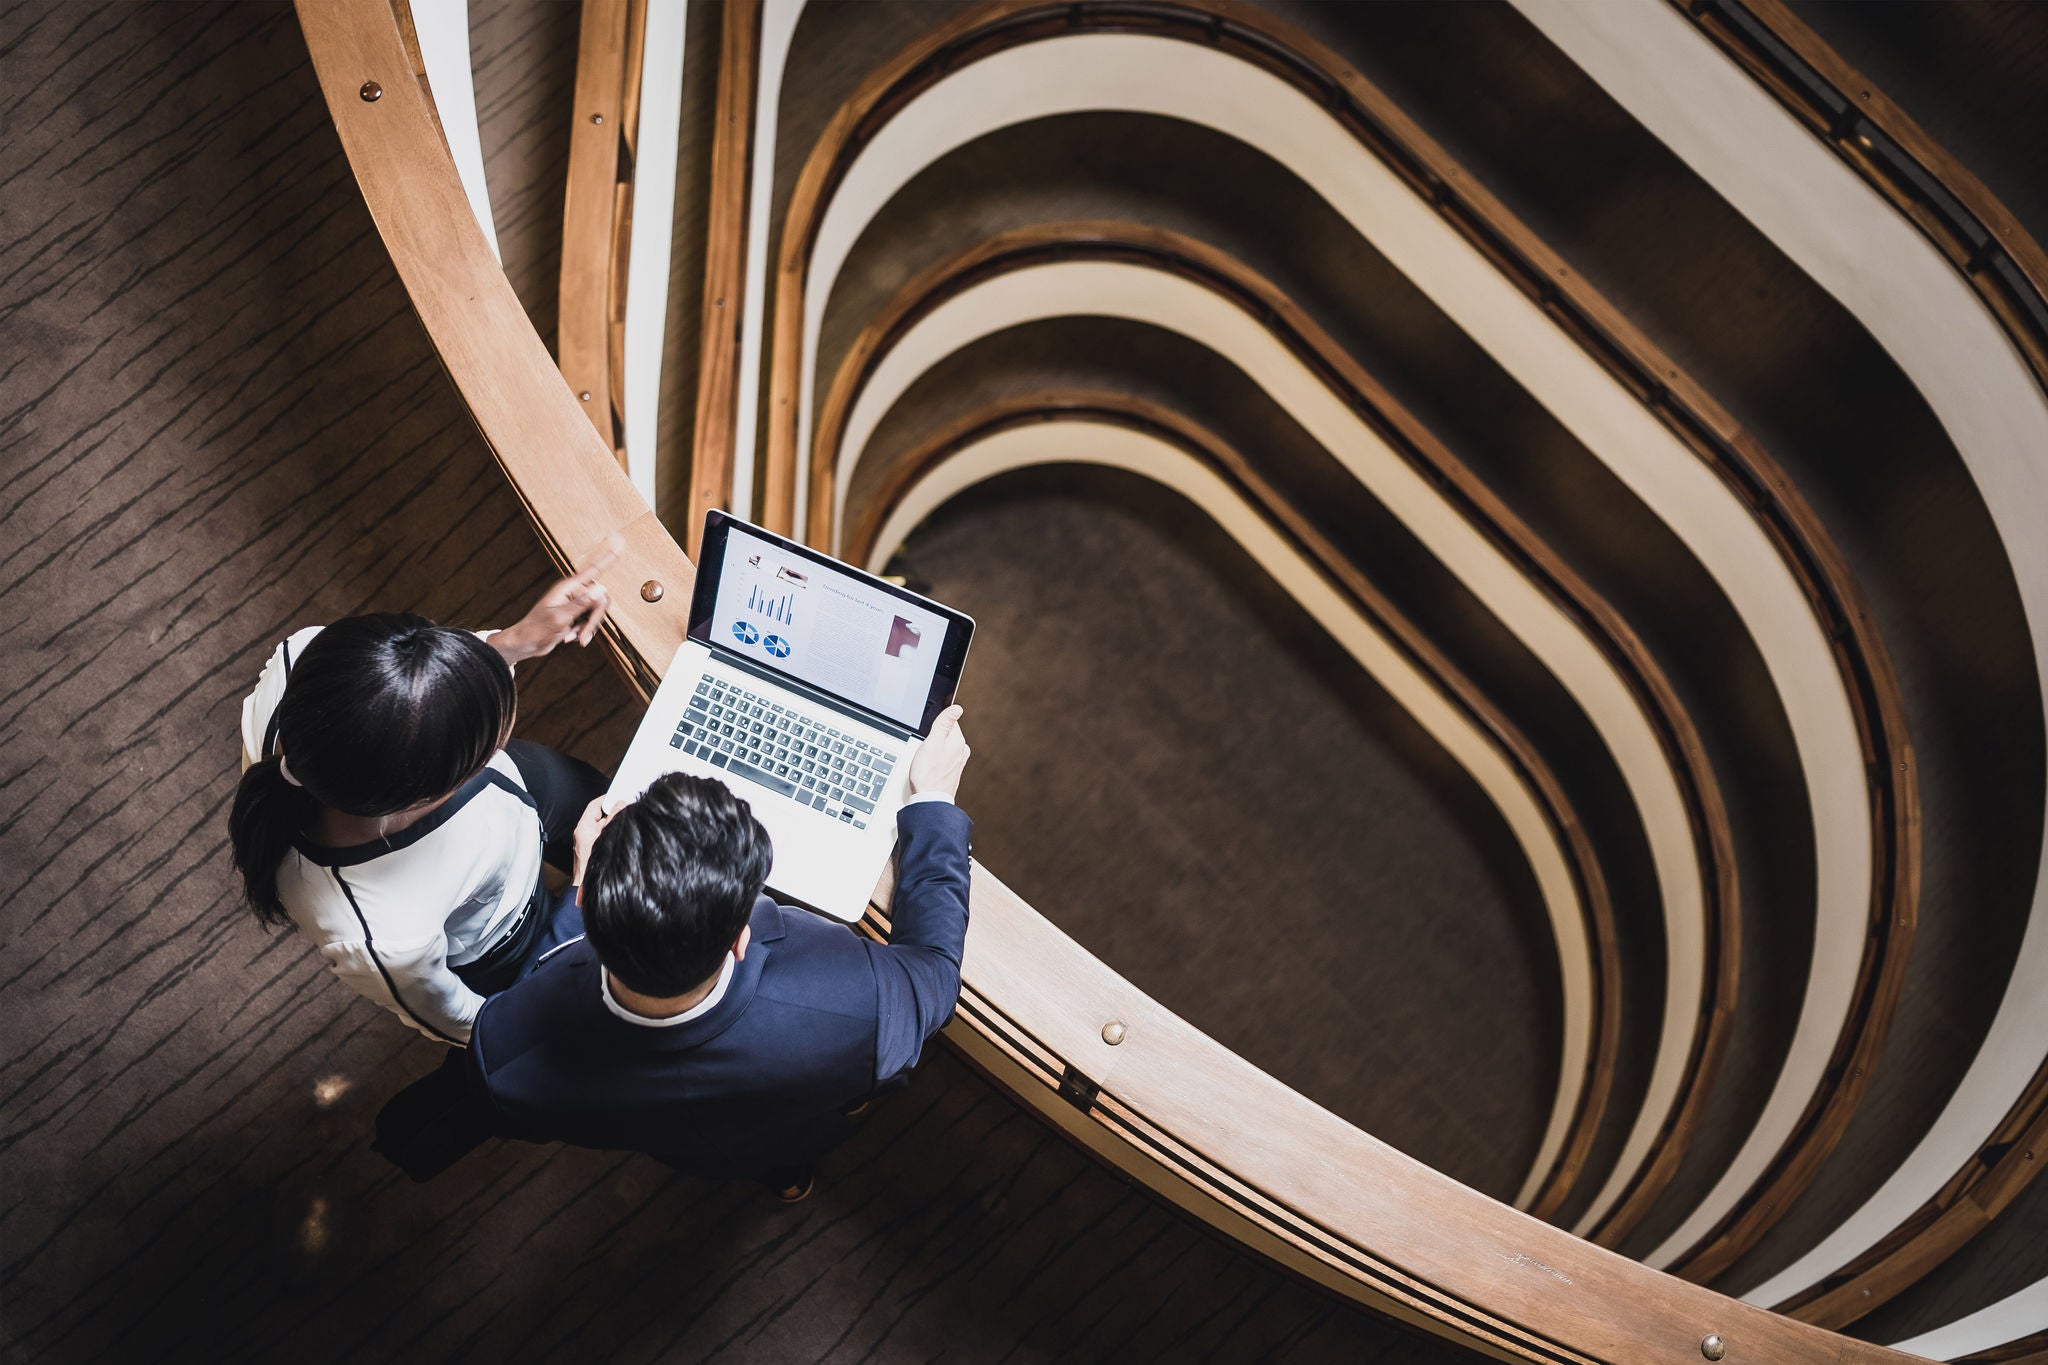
[{"x1": 231, "y1": 558, "x2": 616, "y2": 1044}]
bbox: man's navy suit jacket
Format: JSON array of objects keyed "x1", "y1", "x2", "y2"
[{"x1": 464, "y1": 799, "x2": 972, "y2": 1176}]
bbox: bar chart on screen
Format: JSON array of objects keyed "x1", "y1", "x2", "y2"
[{"x1": 748, "y1": 584, "x2": 796, "y2": 625}]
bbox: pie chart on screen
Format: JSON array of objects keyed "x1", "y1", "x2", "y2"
[
  {"x1": 763, "y1": 634, "x2": 791, "y2": 658},
  {"x1": 731, "y1": 621, "x2": 759, "y2": 645}
]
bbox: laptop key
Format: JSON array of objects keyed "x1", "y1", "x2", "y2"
[
  {"x1": 669, "y1": 734, "x2": 685, "y2": 749},
  {"x1": 728, "y1": 757, "x2": 795, "y2": 797},
  {"x1": 708, "y1": 751, "x2": 729, "y2": 769}
]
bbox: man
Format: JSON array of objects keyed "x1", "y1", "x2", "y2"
[{"x1": 438, "y1": 704, "x2": 973, "y2": 1199}]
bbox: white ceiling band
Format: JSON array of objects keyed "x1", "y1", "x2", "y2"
[
  {"x1": 828, "y1": 257, "x2": 1704, "y2": 1210},
  {"x1": 1890, "y1": 1278, "x2": 2048, "y2": 1363},
  {"x1": 620, "y1": 0, "x2": 688, "y2": 508},
  {"x1": 1511, "y1": 0, "x2": 2048, "y2": 1301},
  {"x1": 798, "y1": 34, "x2": 1866, "y2": 1238},
  {"x1": 412, "y1": 0, "x2": 499, "y2": 260},
  {"x1": 727, "y1": 0, "x2": 808, "y2": 520},
  {"x1": 865, "y1": 415, "x2": 1596, "y2": 1207}
]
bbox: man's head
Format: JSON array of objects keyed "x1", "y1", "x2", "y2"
[{"x1": 583, "y1": 774, "x2": 773, "y2": 996}]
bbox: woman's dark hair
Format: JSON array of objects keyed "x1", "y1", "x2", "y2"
[
  {"x1": 229, "y1": 614, "x2": 517, "y2": 926},
  {"x1": 583, "y1": 774, "x2": 772, "y2": 997}
]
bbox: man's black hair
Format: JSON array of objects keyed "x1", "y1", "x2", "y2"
[{"x1": 583, "y1": 774, "x2": 772, "y2": 996}]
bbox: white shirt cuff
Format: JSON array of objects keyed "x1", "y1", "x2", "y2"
[{"x1": 902, "y1": 792, "x2": 954, "y2": 807}]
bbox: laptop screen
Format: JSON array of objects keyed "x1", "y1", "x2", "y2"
[{"x1": 688, "y1": 513, "x2": 973, "y2": 735}]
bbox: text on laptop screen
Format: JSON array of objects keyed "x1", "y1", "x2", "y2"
[{"x1": 710, "y1": 527, "x2": 950, "y2": 728}]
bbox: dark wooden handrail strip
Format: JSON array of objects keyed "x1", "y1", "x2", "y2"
[
  {"x1": 1676, "y1": 0, "x2": 2048, "y2": 401},
  {"x1": 1957, "y1": 1328, "x2": 2048, "y2": 1365},
  {"x1": 765, "y1": 0, "x2": 1918, "y2": 1275},
  {"x1": 845, "y1": 387, "x2": 1621, "y2": 1220},
  {"x1": 683, "y1": 0, "x2": 761, "y2": 559},
  {"x1": 558, "y1": 0, "x2": 641, "y2": 468},
  {"x1": 820, "y1": 223, "x2": 1737, "y2": 1221},
  {"x1": 300, "y1": 0, "x2": 1917, "y2": 1356},
  {"x1": 1669, "y1": 0, "x2": 2048, "y2": 1322}
]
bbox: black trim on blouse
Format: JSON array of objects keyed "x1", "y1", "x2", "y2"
[
  {"x1": 291, "y1": 767, "x2": 535, "y2": 868},
  {"x1": 329, "y1": 866, "x2": 465, "y2": 1047}
]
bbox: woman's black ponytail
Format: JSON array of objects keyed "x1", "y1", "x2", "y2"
[
  {"x1": 227, "y1": 614, "x2": 516, "y2": 928},
  {"x1": 229, "y1": 757, "x2": 314, "y2": 927}
]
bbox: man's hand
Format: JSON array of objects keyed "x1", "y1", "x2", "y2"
[
  {"x1": 907, "y1": 705, "x2": 970, "y2": 802},
  {"x1": 492, "y1": 535, "x2": 622, "y2": 665},
  {"x1": 571, "y1": 794, "x2": 625, "y2": 890}
]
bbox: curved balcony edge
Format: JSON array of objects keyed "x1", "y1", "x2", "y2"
[{"x1": 293, "y1": 0, "x2": 1918, "y2": 1358}]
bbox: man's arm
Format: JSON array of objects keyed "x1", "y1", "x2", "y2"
[{"x1": 869, "y1": 707, "x2": 973, "y2": 1084}]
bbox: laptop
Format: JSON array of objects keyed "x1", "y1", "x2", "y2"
[{"x1": 607, "y1": 510, "x2": 975, "y2": 922}]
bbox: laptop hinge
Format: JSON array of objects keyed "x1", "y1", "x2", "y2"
[
  {"x1": 707, "y1": 647, "x2": 917, "y2": 741},
  {"x1": 1057, "y1": 1066, "x2": 1100, "y2": 1113}
]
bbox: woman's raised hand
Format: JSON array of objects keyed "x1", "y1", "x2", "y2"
[{"x1": 492, "y1": 534, "x2": 623, "y2": 664}]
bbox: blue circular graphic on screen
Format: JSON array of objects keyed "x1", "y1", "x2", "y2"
[
  {"x1": 763, "y1": 634, "x2": 791, "y2": 658},
  {"x1": 731, "y1": 621, "x2": 759, "y2": 645}
]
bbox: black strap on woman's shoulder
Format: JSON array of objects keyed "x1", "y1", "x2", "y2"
[{"x1": 261, "y1": 635, "x2": 295, "y2": 759}]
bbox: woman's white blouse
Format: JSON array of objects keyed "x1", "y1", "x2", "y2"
[{"x1": 240, "y1": 627, "x2": 540, "y2": 1044}]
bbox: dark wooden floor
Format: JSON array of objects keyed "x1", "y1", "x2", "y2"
[{"x1": 0, "y1": 4, "x2": 1490, "y2": 1361}]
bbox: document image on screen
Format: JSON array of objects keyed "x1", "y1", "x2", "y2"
[{"x1": 712, "y1": 528, "x2": 947, "y2": 727}]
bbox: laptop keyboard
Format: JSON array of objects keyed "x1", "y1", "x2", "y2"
[{"x1": 670, "y1": 673, "x2": 899, "y2": 830}]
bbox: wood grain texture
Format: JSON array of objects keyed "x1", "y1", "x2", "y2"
[
  {"x1": 0, "y1": 4, "x2": 1491, "y2": 1361},
  {"x1": 284, "y1": 0, "x2": 1927, "y2": 1358},
  {"x1": 1682, "y1": 0, "x2": 2048, "y2": 1324},
  {"x1": 761, "y1": 0, "x2": 1916, "y2": 1278},
  {"x1": 556, "y1": 0, "x2": 634, "y2": 465},
  {"x1": 847, "y1": 390, "x2": 1618, "y2": 1214},
  {"x1": 819, "y1": 227, "x2": 1745, "y2": 1223},
  {"x1": 685, "y1": 0, "x2": 761, "y2": 556}
]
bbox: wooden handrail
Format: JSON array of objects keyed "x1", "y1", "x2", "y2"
[
  {"x1": 558, "y1": 0, "x2": 643, "y2": 468},
  {"x1": 762, "y1": 0, "x2": 1918, "y2": 1276},
  {"x1": 1666, "y1": 0, "x2": 2048, "y2": 1322},
  {"x1": 1956, "y1": 1330, "x2": 2048, "y2": 1365},
  {"x1": 683, "y1": 0, "x2": 761, "y2": 558},
  {"x1": 846, "y1": 387, "x2": 1621, "y2": 1213},
  {"x1": 297, "y1": 0, "x2": 1917, "y2": 1356},
  {"x1": 847, "y1": 401, "x2": 1911, "y2": 1364},
  {"x1": 819, "y1": 222, "x2": 1745, "y2": 1220}
]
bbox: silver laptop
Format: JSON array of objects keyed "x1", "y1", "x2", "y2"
[{"x1": 608, "y1": 510, "x2": 975, "y2": 922}]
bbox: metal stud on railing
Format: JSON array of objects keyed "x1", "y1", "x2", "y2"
[{"x1": 1700, "y1": 1335, "x2": 1726, "y2": 1361}]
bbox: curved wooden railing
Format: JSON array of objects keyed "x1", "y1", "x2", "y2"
[
  {"x1": 1956, "y1": 1330, "x2": 2048, "y2": 1365},
  {"x1": 297, "y1": 0, "x2": 1920, "y2": 1358},
  {"x1": 846, "y1": 386, "x2": 1623, "y2": 1212},
  {"x1": 821, "y1": 221, "x2": 1742, "y2": 1220},
  {"x1": 683, "y1": 0, "x2": 761, "y2": 559},
  {"x1": 1668, "y1": 0, "x2": 2048, "y2": 1327},
  {"x1": 761, "y1": 0, "x2": 1917, "y2": 1275},
  {"x1": 557, "y1": 0, "x2": 644, "y2": 467}
]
